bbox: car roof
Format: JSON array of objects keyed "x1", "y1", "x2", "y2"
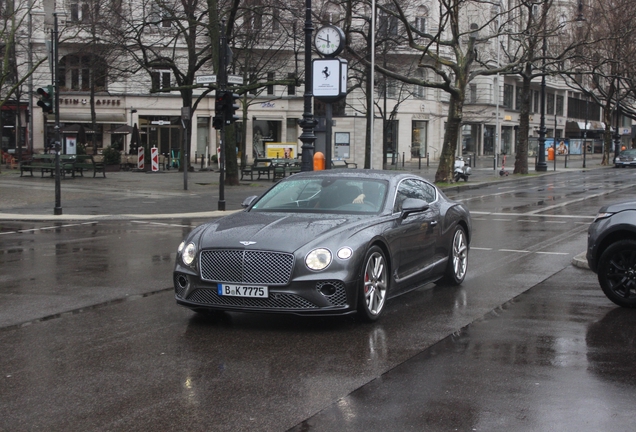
[{"x1": 285, "y1": 169, "x2": 424, "y2": 183}]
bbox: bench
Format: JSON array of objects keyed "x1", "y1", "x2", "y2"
[
  {"x1": 272, "y1": 159, "x2": 301, "y2": 181},
  {"x1": 120, "y1": 154, "x2": 137, "y2": 171},
  {"x1": 20, "y1": 155, "x2": 76, "y2": 178},
  {"x1": 241, "y1": 158, "x2": 273, "y2": 180},
  {"x1": 331, "y1": 160, "x2": 358, "y2": 169},
  {"x1": 74, "y1": 154, "x2": 106, "y2": 178}
]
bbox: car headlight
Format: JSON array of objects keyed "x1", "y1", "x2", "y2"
[
  {"x1": 182, "y1": 242, "x2": 197, "y2": 266},
  {"x1": 305, "y1": 248, "x2": 332, "y2": 271}
]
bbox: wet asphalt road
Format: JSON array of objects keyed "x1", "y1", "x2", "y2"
[{"x1": 1, "y1": 167, "x2": 636, "y2": 431}]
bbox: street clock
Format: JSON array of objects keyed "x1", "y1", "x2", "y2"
[{"x1": 314, "y1": 25, "x2": 345, "y2": 57}]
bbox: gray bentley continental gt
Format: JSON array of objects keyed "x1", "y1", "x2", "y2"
[{"x1": 173, "y1": 170, "x2": 472, "y2": 321}]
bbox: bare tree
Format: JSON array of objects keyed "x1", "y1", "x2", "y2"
[
  {"x1": 0, "y1": 0, "x2": 46, "y2": 165},
  {"x1": 344, "y1": 0, "x2": 521, "y2": 182},
  {"x1": 565, "y1": 0, "x2": 636, "y2": 164}
]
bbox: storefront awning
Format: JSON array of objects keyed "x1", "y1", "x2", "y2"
[
  {"x1": 566, "y1": 121, "x2": 606, "y2": 132},
  {"x1": 110, "y1": 125, "x2": 134, "y2": 134},
  {"x1": 51, "y1": 112, "x2": 127, "y2": 124}
]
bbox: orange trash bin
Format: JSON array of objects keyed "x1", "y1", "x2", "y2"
[
  {"x1": 314, "y1": 152, "x2": 325, "y2": 171},
  {"x1": 547, "y1": 147, "x2": 554, "y2": 161}
]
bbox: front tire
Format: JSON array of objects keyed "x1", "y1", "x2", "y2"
[
  {"x1": 597, "y1": 240, "x2": 636, "y2": 308},
  {"x1": 357, "y1": 246, "x2": 388, "y2": 322},
  {"x1": 438, "y1": 226, "x2": 468, "y2": 285}
]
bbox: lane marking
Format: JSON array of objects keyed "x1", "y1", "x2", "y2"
[
  {"x1": 471, "y1": 248, "x2": 570, "y2": 256},
  {"x1": 471, "y1": 211, "x2": 595, "y2": 219},
  {"x1": 7, "y1": 222, "x2": 99, "y2": 235}
]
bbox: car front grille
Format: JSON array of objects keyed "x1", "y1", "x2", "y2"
[
  {"x1": 187, "y1": 289, "x2": 318, "y2": 309},
  {"x1": 200, "y1": 249, "x2": 294, "y2": 285}
]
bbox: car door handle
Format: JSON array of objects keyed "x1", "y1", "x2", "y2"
[{"x1": 430, "y1": 220, "x2": 438, "y2": 226}]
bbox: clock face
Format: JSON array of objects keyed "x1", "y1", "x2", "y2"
[{"x1": 315, "y1": 26, "x2": 345, "y2": 57}]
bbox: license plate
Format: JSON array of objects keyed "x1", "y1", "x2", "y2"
[{"x1": 218, "y1": 284, "x2": 269, "y2": 298}]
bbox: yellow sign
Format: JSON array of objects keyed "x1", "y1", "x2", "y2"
[{"x1": 266, "y1": 142, "x2": 297, "y2": 159}]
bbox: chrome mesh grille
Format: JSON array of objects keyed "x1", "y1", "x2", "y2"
[
  {"x1": 200, "y1": 250, "x2": 294, "y2": 285},
  {"x1": 187, "y1": 289, "x2": 318, "y2": 309}
]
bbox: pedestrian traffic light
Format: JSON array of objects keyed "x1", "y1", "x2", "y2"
[
  {"x1": 36, "y1": 85, "x2": 54, "y2": 114},
  {"x1": 223, "y1": 92, "x2": 240, "y2": 124}
]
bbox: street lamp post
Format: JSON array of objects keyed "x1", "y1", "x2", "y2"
[
  {"x1": 583, "y1": 95, "x2": 588, "y2": 168},
  {"x1": 614, "y1": 90, "x2": 621, "y2": 162},
  {"x1": 53, "y1": 12, "x2": 63, "y2": 215},
  {"x1": 535, "y1": 0, "x2": 548, "y2": 172},
  {"x1": 298, "y1": 0, "x2": 316, "y2": 172}
]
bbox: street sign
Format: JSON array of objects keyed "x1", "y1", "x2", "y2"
[
  {"x1": 228, "y1": 75, "x2": 244, "y2": 85},
  {"x1": 196, "y1": 75, "x2": 217, "y2": 84}
]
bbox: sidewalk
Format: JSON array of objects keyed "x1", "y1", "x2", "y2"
[{"x1": 0, "y1": 154, "x2": 607, "y2": 221}]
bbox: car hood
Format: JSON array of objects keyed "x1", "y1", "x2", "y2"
[
  {"x1": 194, "y1": 211, "x2": 373, "y2": 253},
  {"x1": 599, "y1": 200, "x2": 636, "y2": 214}
]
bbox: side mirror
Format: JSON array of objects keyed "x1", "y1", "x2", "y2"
[
  {"x1": 241, "y1": 195, "x2": 258, "y2": 209},
  {"x1": 400, "y1": 198, "x2": 429, "y2": 219}
]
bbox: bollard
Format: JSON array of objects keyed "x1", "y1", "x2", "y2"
[
  {"x1": 418, "y1": 152, "x2": 421, "y2": 169},
  {"x1": 427, "y1": 153, "x2": 430, "y2": 167},
  {"x1": 402, "y1": 152, "x2": 405, "y2": 167},
  {"x1": 314, "y1": 151, "x2": 325, "y2": 170},
  {"x1": 564, "y1": 154, "x2": 568, "y2": 168}
]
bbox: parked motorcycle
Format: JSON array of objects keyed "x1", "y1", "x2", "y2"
[{"x1": 454, "y1": 156, "x2": 472, "y2": 182}]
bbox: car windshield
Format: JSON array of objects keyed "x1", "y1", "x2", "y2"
[
  {"x1": 620, "y1": 149, "x2": 636, "y2": 156},
  {"x1": 250, "y1": 178, "x2": 388, "y2": 214}
]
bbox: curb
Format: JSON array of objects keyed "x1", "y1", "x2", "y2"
[{"x1": 571, "y1": 252, "x2": 590, "y2": 270}]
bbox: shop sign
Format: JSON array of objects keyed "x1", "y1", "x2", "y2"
[{"x1": 61, "y1": 98, "x2": 121, "y2": 106}]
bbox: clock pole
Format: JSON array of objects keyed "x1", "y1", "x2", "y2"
[{"x1": 299, "y1": 0, "x2": 317, "y2": 172}]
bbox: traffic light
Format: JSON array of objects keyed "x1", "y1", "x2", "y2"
[
  {"x1": 223, "y1": 92, "x2": 240, "y2": 124},
  {"x1": 213, "y1": 90, "x2": 227, "y2": 130},
  {"x1": 213, "y1": 91, "x2": 240, "y2": 129},
  {"x1": 36, "y1": 85, "x2": 54, "y2": 114}
]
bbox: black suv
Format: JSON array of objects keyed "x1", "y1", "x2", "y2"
[{"x1": 587, "y1": 200, "x2": 636, "y2": 307}]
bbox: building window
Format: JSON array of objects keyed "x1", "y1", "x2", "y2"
[
  {"x1": 415, "y1": 7, "x2": 428, "y2": 34},
  {"x1": 267, "y1": 72, "x2": 274, "y2": 95},
  {"x1": 515, "y1": 86, "x2": 522, "y2": 110},
  {"x1": 287, "y1": 73, "x2": 296, "y2": 96},
  {"x1": 414, "y1": 69, "x2": 426, "y2": 99},
  {"x1": 151, "y1": 71, "x2": 171, "y2": 91},
  {"x1": 556, "y1": 95, "x2": 564, "y2": 116},
  {"x1": 379, "y1": 5, "x2": 398, "y2": 36},
  {"x1": 272, "y1": 9, "x2": 280, "y2": 32},
  {"x1": 547, "y1": 93, "x2": 555, "y2": 115},
  {"x1": 321, "y1": 11, "x2": 341, "y2": 25},
  {"x1": 246, "y1": 0, "x2": 263, "y2": 30},
  {"x1": 503, "y1": 84, "x2": 513, "y2": 108},
  {"x1": 386, "y1": 79, "x2": 397, "y2": 98},
  {"x1": 70, "y1": 0, "x2": 93, "y2": 22},
  {"x1": 59, "y1": 54, "x2": 107, "y2": 91},
  {"x1": 533, "y1": 90, "x2": 539, "y2": 113},
  {"x1": 149, "y1": 3, "x2": 172, "y2": 28}
]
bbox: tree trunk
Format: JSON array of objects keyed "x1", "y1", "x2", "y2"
[
  {"x1": 435, "y1": 95, "x2": 463, "y2": 183},
  {"x1": 364, "y1": 63, "x2": 372, "y2": 169},
  {"x1": 514, "y1": 72, "x2": 532, "y2": 174},
  {"x1": 602, "y1": 108, "x2": 613, "y2": 165}
]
